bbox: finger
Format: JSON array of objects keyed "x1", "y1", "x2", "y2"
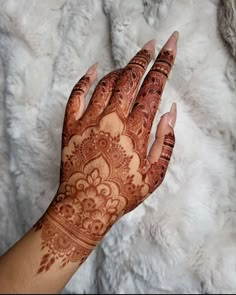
[
  {"x1": 148, "y1": 103, "x2": 176, "y2": 163},
  {"x1": 66, "y1": 63, "x2": 98, "y2": 121},
  {"x1": 103, "y1": 39, "x2": 156, "y2": 118},
  {"x1": 63, "y1": 63, "x2": 98, "y2": 145},
  {"x1": 145, "y1": 103, "x2": 176, "y2": 192},
  {"x1": 78, "y1": 69, "x2": 122, "y2": 129},
  {"x1": 128, "y1": 31, "x2": 178, "y2": 139}
]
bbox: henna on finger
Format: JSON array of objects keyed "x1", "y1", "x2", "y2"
[
  {"x1": 77, "y1": 70, "x2": 122, "y2": 134},
  {"x1": 63, "y1": 64, "x2": 98, "y2": 146},
  {"x1": 103, "y1": 40, "x2": 155, "y2": 118},
  {"x1": 124, "y1": 32, "x2": 178, "y2": 169},
  {"x1": 63, "y1": 76, "x2": 90, "y2": 145},
  {"x1": 127, "y1": 34, "x2": 177, "y2": 135},
  {"x1": 145, "y1": 131, "x2": 175, "y2": 192}
]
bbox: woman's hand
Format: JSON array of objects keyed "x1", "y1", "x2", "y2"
[
  {"x1": 35, "y1": 32, "x2": 178, "y2": 273},
  {"x1": 0, "y1": 32, "x2": 178, "y2": 294}
]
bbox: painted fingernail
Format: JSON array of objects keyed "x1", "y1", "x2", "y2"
[
  {"x1": 164, "y1": 31, "x2": 179, "y2": 50},
  {"x1": 143, "y1": 39, "x2": 156, "y2": 51},
  {"x1": 86, "y1": 62, "x2": 98, "y2": 75},
  {"x1": 168, "y1": 102, "x2": 177, "y2": 128}
]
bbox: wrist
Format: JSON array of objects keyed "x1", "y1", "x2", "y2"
[
  {"x1": 49, "y1": 177, "x2": 120, "y2": 238},
  {"x1": 48, "y1": 187, "x2": 110, "y2": 241},
  {"x1": 34, "y1": 185, "x2": 109, "y2": 272}
]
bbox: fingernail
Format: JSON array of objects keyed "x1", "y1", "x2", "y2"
[
  {"x1": 168, "y1": 102, "x2": 177, "y2": 128},
  {"x1": 163, "y1": 31, "x2": 179, "y2": 50},
  {"x1": 142, "y1": 39, "x2": 156, "y2": 51},
  {"x1": 86, "y1": 62, "x2": 98, "y2": 75}
]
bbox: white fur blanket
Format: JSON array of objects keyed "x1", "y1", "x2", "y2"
[{"x1": 0, "y1": 0, "x2": 236, "y2": 293}]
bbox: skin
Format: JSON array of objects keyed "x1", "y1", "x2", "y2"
[{"x1": 0, "y1": 31, "x2": 178, "y2": 294}]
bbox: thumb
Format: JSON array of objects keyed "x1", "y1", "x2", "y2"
[
  {"x1": 145, "y1": 103, "x2": 176, "y2": 191},
  {"x1": 148, "y1": 102, "x2": 176, "y2": 163}
]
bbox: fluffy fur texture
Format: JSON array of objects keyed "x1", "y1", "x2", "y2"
[
  {"x1": 0, "y1": 0, "x2": 236, "y2": 293},
  {"x1": 218, "y1": 0, "x2": 236, "y2": 60},
  {"x1": 218, "y1": 0, "x2": 236, "y2": 92}
]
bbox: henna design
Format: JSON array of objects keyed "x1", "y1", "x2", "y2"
[
  {"x1": 36, "y1": 127, "x2": 148, "y2": 271},
  {"x1": 62, "y1": 71, "x2": 121, "y2": 147},
  {"x1": 35, "y1": 40, "x2": 176, "y2": 273},
  {"x1": 104, "y1": 49, "x2": 153, "y2": 117},
  {"x1": 126, "y1": 49, "x2": 175, "y2": 171},
  {"x1": 63, "y1": 76, "x2": 90, "y2": 144},
  {"x1": 145, "y1": 132, "x2": 175, "y2": 191}
]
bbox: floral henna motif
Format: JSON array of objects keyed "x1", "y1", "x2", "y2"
[
  {"x1": 35, "y1": 37, "x2": 177, "y2": 273},
  {"x1": 35, "y1": 124, "x2": 149, "y2": 272}
]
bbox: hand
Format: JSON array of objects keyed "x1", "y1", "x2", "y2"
[{"x1": 35, "y1": 32, "x2": 178, "y2": 273}]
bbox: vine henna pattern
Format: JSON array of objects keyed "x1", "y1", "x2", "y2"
[{"x1": 34, "y1": 35, "x2": 177, "y2": 273}]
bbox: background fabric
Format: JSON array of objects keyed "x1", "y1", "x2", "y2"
[{"x1": 0, "y1": 0, "x2": 236, "y2": 293}]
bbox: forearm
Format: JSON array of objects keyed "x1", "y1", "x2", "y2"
[
  {"x1": 0, "y1": 210, "x2": 94, "y2": 294},
  {"x1": 0, "y1": 179, "x2": 119, "y2": 294}
]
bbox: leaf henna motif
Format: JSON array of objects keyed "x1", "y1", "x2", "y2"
[{"x1": 34, "y1": 43, "x2": 176, "y2": 272}]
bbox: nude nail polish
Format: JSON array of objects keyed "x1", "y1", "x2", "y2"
[
  {"x1": 163, "y1": 31, "x2": 179, "y2": 51},
  {"x1": 142, "y1": 39, "x2": 156, "y2": 51},
  {"x1": 168, "y1": 102, "x2": 177, "y2": 128},
  {"x1": 86, "y1": 63, "x2": 98, "y2": 75}
]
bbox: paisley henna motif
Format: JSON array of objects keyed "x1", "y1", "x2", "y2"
[{"x1": 35, "y1": 35, "x2": 177, "y2": 273}]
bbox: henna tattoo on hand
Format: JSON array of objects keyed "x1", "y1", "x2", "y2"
[{"x1": 34, "y1": 34, "x2": 177, "y2": 273}]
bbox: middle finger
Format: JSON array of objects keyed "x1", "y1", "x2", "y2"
[{"x1": 128, "y1": 31, "x2": 178, "y2": 136}]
